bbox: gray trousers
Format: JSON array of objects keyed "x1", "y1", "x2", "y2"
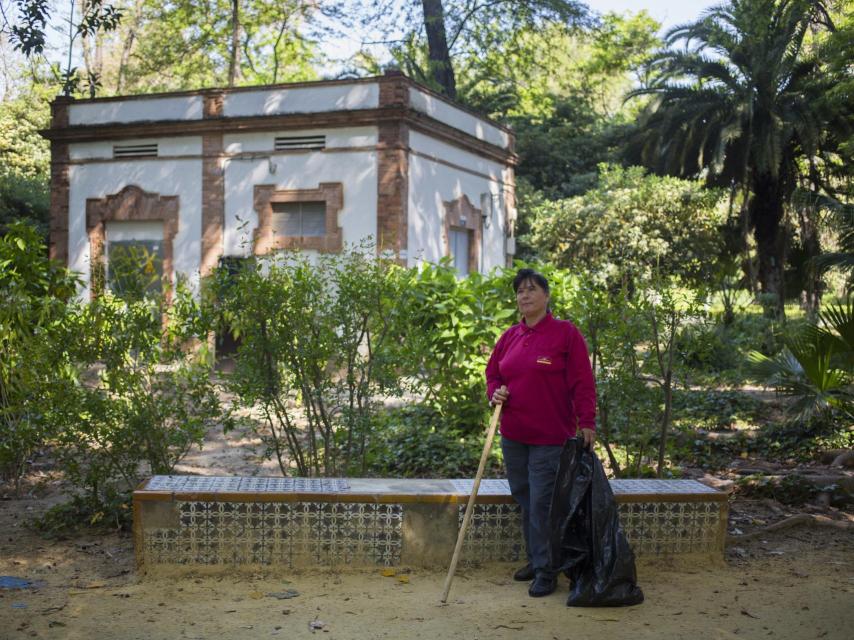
[{"x1": 501, "y1": 436, "x2": 563, "y2": 578}]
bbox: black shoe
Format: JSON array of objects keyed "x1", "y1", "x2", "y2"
[
  {"x1": 528, "y1": 575, "x2": 557, "y2": 598},
  {"x1": 513, "y1": 563, "x2": 535, "y2": 581}
]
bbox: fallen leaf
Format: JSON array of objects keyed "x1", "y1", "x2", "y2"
[
  {"x1": 249, "y1": 591, "x2": 264, "y2": 599},
  {"x1": 381, "y1": 568, "x2": 395, "y2": 577},
  {"x1": 397, "y1": 575, "x2": 410, "y2": 584},
  {"x1": 740, "y1": 609, "x2": 759, "y2": 619}
]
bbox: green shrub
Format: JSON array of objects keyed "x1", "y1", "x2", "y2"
[
  {"x1": 527, "y1": 164, "x2": 727, "y2": 289},
  {"x1": 208, "y1": 247, "x2": 408, "y2": 477},
  {"x1": 736, "y1": 474, "x2": 820, "y2": 505},
  {"x1": 32, "y1": 490, "x2": 133, "y2": 535},
  {"x1": 46, "y1": 285, "x2": 225, "y2": 512},
  {"x1": 0, "y1": 222, "x2": 78, "y2": 493},
  {"x1": 671, "y1": 389, "x2": 764, "y2": 431},
  {"x1": 395, "y1": 261, "x2": 517, "y2": 432},
  {"x1": 675, "y1": 322, "x2": 740, "y2": 372},
  {"x1": 755, "y1": 418, "x2": 854, "y2": 462},
  {"x1": 366, "y1": 406, "x2": 500, "y2": 478}
]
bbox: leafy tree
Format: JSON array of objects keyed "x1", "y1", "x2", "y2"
[
  {"x1": 96, "y1": 0, "x2": 322, "y2": 93},
  {"x1": 628, "y1": 0, "x2": 852, "y2": 316},
  {"x1": 456, "y1": 13, "x2": 660, "y2": 198},
  {"x1": 351, "y1": 0, "x2": 590, "y2": 98},
  {"x1": 526, "y1": 164, "x2": 727, "y2": 289},
  {"x1": 0, "y1": 222, "x2": 78, "y2": 492},
  {"x1": 5, "y1": 0, "x2": 123, "y2": 95},
  {"x1": 0, "y1": 80, "x2": 51, "y2": 233}
]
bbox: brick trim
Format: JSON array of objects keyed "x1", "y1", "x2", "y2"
[
  {"x1": 443, "y1": 194, "x2": 482, "y2": 275},
  {"x1": 86, "y1": 185, "x2": 179, "y2": 303},
  {"x1": 48, "y1": 98, "x2": 72, "y2": 264},
  {"x1": 49, "y1": 141, "x2": 70, "y2": 264},
  {"x1": 376, "y1": 121, "x2": 409, "y2": 261},
  {"x1": 43, "y1": 108, "x2": 517, "y2": 165},
  {"x1": 503, "y1": 166, "x2": 517, "y2": 266},
  {"x1": 252, "y1": 183, "x2": 343, "y2": 254},
  {"x1": 375, "y1": 73, "x2": 411, "y2": 262},
  {"x1": 203, "y1": 91, "x2": 224, "y2": 118},
  {"x1": 201, "y1": 133, "x2": 224, "y2": 277}
]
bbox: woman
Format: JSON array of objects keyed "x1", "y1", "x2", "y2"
[{"x1": 485, "y1": 268, "x2": 596, "y2": 597}]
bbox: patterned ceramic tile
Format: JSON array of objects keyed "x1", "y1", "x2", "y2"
[
  {"x1": 144, "y1": 476, "x2": 350, "y2": 493},
  {"x1": 144, "y1": 501, "x2": 401, "y2": 567}
]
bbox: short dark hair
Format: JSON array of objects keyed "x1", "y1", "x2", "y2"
[{"x1": 512, "y1": 268, "x2": 550, "y2": 294}]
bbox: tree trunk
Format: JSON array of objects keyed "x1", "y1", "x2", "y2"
[
  {"x1": 798, "y1": 200, "x2": 822, "y2": 319},
  {"x1": 228, "y1": 0, "x2": 241, "y2": 87},
  {"x1": 750, "y1": 173, "x2": 787, "y2": 318},
  {"x1": 420, "y1": 0, "x2": 456, "y2": 99},
  {"x1": 116, "y1": 0, "x2": 143, "y2": 94}
]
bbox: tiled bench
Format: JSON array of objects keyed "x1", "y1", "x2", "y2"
[{"x1": 133, "y1": 476, "x2": 728, "y2": 574}]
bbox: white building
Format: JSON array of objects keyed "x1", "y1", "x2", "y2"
[{"x1": 44, "y1": 71, "x2": 517, "y2": 302}]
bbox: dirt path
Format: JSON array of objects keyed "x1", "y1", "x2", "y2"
[
  {"x1": 3, "y1": 422, "x2": 853, "y2": 639},
  {"x1": 2, "y1": 488, "x2": 853, "y2": 640}
]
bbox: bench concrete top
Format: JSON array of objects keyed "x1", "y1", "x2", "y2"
[{"x1": 134, "y1": 475, "x2": 728, "y2": 504}]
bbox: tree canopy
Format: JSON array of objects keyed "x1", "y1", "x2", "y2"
[{"x1": 628, "y1": 0, "x2": 853, "y2": 313}]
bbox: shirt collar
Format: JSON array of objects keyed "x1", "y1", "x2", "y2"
[{"x1": 520, "y1": 311, "x2": 553, "y2": 332}]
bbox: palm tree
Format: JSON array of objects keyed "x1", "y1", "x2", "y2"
[
  {"x1": 813, "y1": 193, "x2": 854, "y2": 287},
  {"x1": 628, "y1": 0, "x2": 849, "y2": 316},
  {"x1": 750, "y1": 297, "x2": 854, "y2": 424}
]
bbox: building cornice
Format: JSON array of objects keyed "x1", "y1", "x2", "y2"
[
  {"x1": 48, "y1": 74, "x2": 515, "y2": 137},
  {"x1": 41, "y1": 106, "x2": 518, "y2": 166}
]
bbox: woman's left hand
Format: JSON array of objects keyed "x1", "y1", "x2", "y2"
[{"x1": 580, "y1": 428, "x2": 596, "y2": 450}]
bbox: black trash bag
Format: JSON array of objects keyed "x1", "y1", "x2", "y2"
[{"x1": 549, "y1": 437, "x2": 644, "y2": 607}]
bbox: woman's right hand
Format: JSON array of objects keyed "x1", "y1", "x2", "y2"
[{"x1": 491, "y1": 385, "x2": 509, "y2": 405}]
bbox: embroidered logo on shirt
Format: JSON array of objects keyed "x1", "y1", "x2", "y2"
[{"x1": 536, "y1": 356, "x2": 552, "y2": 365}]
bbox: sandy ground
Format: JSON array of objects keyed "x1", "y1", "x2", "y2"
[
  {"x1": 2, "y1": 422, "x2": 853, "y2": 640},
  {"x1": 3, "y1": 491, "x2": 853, "y2": 640}
]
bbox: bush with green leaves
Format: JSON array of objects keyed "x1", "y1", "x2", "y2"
[
  {"x1": 526, "y1": 164, "x2": 727, "y2": 289},
  {"x1": 750, "y1": 297, "x2": 854, "y2": 430},
  {"x1": 555, "y1": 274, "x2": 707, "y2": 477},
  {"x1": 365, "y1": 405, "x2": 501, "y2": 478},
  {"x1": 394, "y1": 261, "x2": 517, "y2": 431},
  {"x1": 0, "y1": 222, "x2": 78, "y2": 493},
  {"x1": 207, "y1": 247, "x2": 409, "y2": 477},
  {"x1": 0, "y1": 84, "x2": 51, "y2": 234},
  {"x1": 44, "y1": 284, "x2": 225, "y2": 519}
]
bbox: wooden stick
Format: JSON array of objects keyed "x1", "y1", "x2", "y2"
[{"x1": 440, "y1": 403, "x2": 503, "y2": 603}]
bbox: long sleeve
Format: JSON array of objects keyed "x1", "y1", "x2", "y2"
[
  {"x1": 485, "y1": 330, "x2": 508, "y2": 401},
  {"x1": 565, "y1": 326, "x2": 597, "y2": 430}
]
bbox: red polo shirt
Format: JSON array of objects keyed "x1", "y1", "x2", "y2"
[{"x1": 485, "y1": 312, "x2": 596, "y2": 445}]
